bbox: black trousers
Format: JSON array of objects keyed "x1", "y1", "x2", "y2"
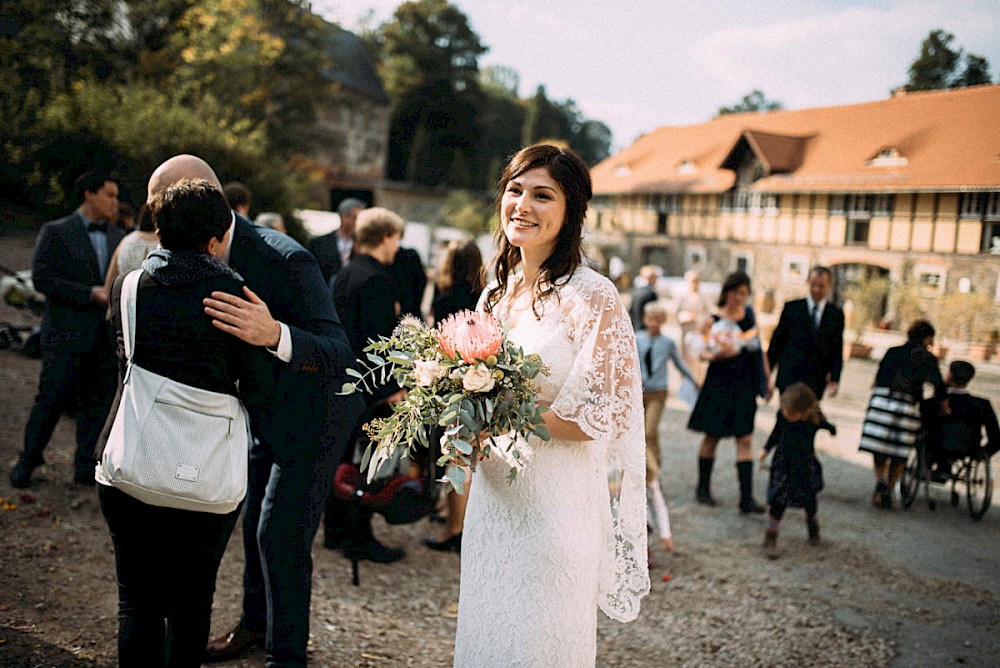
[
  {"x1": 98, "y1": 484, "x2": 240, "y2": 668},
  {"x1": 22, "y1": 340, "x2": 117, "y2": 476}
]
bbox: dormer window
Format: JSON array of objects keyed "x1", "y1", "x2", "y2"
[
  {"x1": 677, "y1": 160, "x2": 698, "y2": 175},
  {"x1": 614, "y1": 164, "x2": 632, "y2": 178},
  {"x1": 869, "y1": 147, "x2": 908, "y2": 167}
]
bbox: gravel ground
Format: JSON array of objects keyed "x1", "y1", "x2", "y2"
[{"x1": 1, "y1": 230, "x2": 998, "y2": 667}]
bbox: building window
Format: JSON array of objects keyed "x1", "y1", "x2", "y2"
[
  {"x1": 731, "y1": 251, "x2": 753, "y2": 275},
  {"x1": 686, "y1": 245, "x2": 706, "y2": 270},
  {"x1": 783, "y1": 254, "x2": 809, "y2": 283},
  {"x1": 657, "y1": 212, "x2": 668, "y2": 235},
  {"x1": 828, "y1": 194, "x2": 845, "y2": 215},
  {"x1": 846, "y1": 194, "x2": 873, "y2": 216},
  {"x1": 846, "y1": 219, "x2": 870, "y2": 246},
  {"x1": 873, "y1": 194, "x2": 894, "y2": 216},
  {"x1": 869, "y1": 147, "x2": 908, "y2": 167},
  {"x1": 985, "y1": 221, "x2": 1000, "y2": 254},
  {"x1": 961, "y1": 193, "x2": 985, "y2": 219},
  {"x1": 915, "y1": 264, "x2": 946, "y2": 296}
]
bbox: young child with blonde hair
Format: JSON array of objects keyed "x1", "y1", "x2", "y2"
[{"x1": 758, "y1": 382, "x2": 835, "y2": 559}]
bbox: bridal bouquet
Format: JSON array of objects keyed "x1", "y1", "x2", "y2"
[{"x1": 340, "y1": 311, "x2": 550, "y2": 493}]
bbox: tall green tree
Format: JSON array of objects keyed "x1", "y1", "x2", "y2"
[
  {"x1": 905, "y1": 29, "x2": 992, "y2": 91},
  {"x1": 372, "y1": 0, "x2": 487, "y2": 186},
  {"x1": 716, "y1": 89, "x2": 783, "y2": 116}
]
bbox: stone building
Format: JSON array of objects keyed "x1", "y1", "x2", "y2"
[{"x1": 589, "y1": 84, "x2": 1000, "y2": 345}]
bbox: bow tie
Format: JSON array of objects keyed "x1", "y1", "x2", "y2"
[{"x1": 87, "y1": 222, "x2": 108, "y2": 233}]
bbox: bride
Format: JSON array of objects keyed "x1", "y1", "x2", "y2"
[{"x1": 454, "y1": 145, "x2": 650, "y2": 667}]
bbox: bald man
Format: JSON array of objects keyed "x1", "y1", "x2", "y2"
[{"x1": 147, "y1": 155, "x2": 364, "y2": 666}]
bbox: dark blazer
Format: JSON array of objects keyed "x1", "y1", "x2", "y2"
[
  {"x1": 767, "y1": 298, "x2": 844, "y2": 398},
  {"x1": 307, "y1": 231, "x2": 344, "y2": 284},
  {"x1": 873, "y1": 342, "x2": 946, "y2": 401},
  {"x1": 32, "y1": 211, "x2": 124, "y2": 352},
  {"x1": 333, "y1": 254, "x2": 398, "y2": 359},
  {"x1": 630, "y1": 284, "x2": 656, "y2": 330},
  {"x1": 939, "y1": 392, "x2": 1000, "y2": 457},
  {"x1": 389, "y1": 246, "x2": 426, "y2": 319},
  {"x1": 229, "y1": 216, "x2": 363, "y2": 456}
]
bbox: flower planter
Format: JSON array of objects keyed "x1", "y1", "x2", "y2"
[{"x1": 847, "y1": 342, "x2": 873, "y2": 359}]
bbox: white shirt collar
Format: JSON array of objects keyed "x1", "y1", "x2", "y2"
[{"x1": 222, "y1": 211, "x2": 236, "y2": 265}]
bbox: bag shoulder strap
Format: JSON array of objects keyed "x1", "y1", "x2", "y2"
[{"x1": 119, "y1": 269, "x2": 143, "y2": 363}]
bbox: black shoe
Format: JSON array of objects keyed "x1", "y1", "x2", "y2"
[
  {"x1": 696, "y1": 488, "x2": 717, "y2": 506},
  {"x1": 424, "y1": 533, "x2": 462, "y2": 553},
  {"x1": 10, "y1": 459, "x2": 38, "y2": 488},
  {"x1": 204, "y1": 623, "x2": 265, "y2": 662},
  {"x1": 739, "y1": 500, "x2": 766, "y2": 514},
  {"x1": 344, "y1": 539, "x2": 405, "y2": 564}
]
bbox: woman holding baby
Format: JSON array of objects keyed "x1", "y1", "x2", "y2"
[{"x1": 687, "y1": 270, "x2": 774, "y2": 513}]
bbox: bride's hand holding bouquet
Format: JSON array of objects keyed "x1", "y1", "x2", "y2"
[{"x1": 340, "y1": 310, "x2": 550, "y2": 493}]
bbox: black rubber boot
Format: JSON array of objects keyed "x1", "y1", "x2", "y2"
[
  {"x1": 737, "y1": 461, "x2": 765, "y2": 513},
  {"x1": 696, "y1": 457, "x2": 716, "y2": 506}
]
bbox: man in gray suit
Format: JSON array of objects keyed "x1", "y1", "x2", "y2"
[{"x1": 11, "y1": 171, "x2": 125, "y2": 487}]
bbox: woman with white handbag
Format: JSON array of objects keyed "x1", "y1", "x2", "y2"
[{"x1": 94, "y1": 179, "x2": 253, "y2": 667}]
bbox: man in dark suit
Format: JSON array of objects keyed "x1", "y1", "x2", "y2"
[
  {"x1": 765, "y1": 266, "x2": 845, "y2": 445},
  {"x1": 324, "y1": 207, "x2": 407, "y2": 562},
  {"x1": 767, "y1": 266, "x2": 844, "y2": 400},
  {"x1": 307, "y1": 197, "x2": 364, "y2": 284},
  {"x1": 629, "y1": 265, "x2": 659, "y2": 330},
  {"x1": 389, "y1": 244, "x2": 427, "y2": 320},
  {"x1": 11, "y1": 171, "x2": 125, "y2": 488},
  {"x1": 144, "y1": 155, "x2": 364, "y2": 667}
]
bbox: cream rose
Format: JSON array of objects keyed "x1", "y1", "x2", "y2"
[
  {"x1": 462, "y1": 364, "x2": 496, "y2": 393},
  {"x1": 412, "y1": 359, "x2": 446, "y2": 387}
]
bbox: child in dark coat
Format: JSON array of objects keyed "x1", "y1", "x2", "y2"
[{"x1": 758, "y1": 382, "x2": 835, "y2": 559}]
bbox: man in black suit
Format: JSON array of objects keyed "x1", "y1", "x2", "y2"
[
  {"x1": 767, "y1": 266, "x2": 844, "y2": 400},
  {"x1": 765, "y1": 266, "x2": 845, "y2": 444},
  {"x1": 389, "y1": 244, "x2": 427, "y2": 320},
  {"x1": 11, "y1": 171, "x2": 125, "y2": 488},
  {"x1": 307, "y1": 197, "x2": 364, "y2": 284},
  {"x1": 325, "y1": 207, "x2": 407, "y2": 562},
  {"x1": 143, "y1": 156, "x2": 364, "y2": 667}
]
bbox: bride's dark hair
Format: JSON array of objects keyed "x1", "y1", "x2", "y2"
[{"x1": 485, "y1": 144, "x2": 592, "y2": 318}]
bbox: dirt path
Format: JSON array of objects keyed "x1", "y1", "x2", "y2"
[{"x1": 1, "y1": 231, "x2": 998, "y2": 667}]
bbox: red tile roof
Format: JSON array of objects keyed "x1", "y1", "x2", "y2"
[{"x1": 592, "y1": 84, "x2": 1000, "y2": 195}]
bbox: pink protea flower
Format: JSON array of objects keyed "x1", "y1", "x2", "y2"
[{"x1": 435, "y1": 310, "x2": 504, "y2": 364}]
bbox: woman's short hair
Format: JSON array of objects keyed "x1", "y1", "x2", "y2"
[
  {"x1": 355, "y1": 207, "x2": 405, "y2": 248},
  {"x1": 149, "y1": 179, "x2": 231, "y2": 252},
  {"x1": 486, "y1": 144, "x2": 592, "y2": 317},
  {"x1": 436, "y1": 238, "x2": 484, "y2": 293},
  {"x1": 907, "y1": 319, "x2": 936, "y2": 344},
  {"x1": 717, "y1": 271, "x2": 752, "y2": 308}
]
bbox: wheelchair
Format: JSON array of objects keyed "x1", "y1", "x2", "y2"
[{"x1": 899, "y1": 425, "x2": 993, "y2": 521}]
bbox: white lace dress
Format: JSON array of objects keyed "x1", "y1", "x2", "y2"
[{"x1": 454, "y1": 267, "x2": 649, "y2": 668}]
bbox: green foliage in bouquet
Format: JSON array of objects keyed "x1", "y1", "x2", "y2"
[{"x1": 340, "y1": 312, "x2": 550, "y2": 493}]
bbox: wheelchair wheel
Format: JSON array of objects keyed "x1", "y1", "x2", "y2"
[
  {"x1": 899, "y1": 444, "x2": 924, "y2": 509},
  {"x1": 966, "y1": 456, "x2": 992, "y2": 521}
]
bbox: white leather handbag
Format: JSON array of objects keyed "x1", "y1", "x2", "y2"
[{"x1": 99, "y1": 269, "x2": 248, "y2": 513}]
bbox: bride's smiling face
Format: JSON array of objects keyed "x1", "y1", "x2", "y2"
[{"x1": 501, "y1": 167, "x2": 567, "y2": 258}]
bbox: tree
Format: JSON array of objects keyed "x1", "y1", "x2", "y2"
[
  {"x1": 372, "y1": 0, "x2": 487, "y2": 185},
  {"x1": 717, "y1": 90, "x2": 783, "y2": 116},
  {"x1": 905, "y1": 29, "x2": 993, "y2": 91}
]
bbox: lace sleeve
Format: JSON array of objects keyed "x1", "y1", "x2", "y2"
[{"x1": 549, "y1": 270, "x2": 650, "y2": 622}]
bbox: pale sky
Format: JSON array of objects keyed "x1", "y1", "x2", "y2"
[{"x1": 316, "y1": 0, "x2": 1000, "y2": 151}]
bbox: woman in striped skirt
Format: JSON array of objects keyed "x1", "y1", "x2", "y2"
[{"x1": 859, "y1": 320, "x2": 946, "y2": 508}]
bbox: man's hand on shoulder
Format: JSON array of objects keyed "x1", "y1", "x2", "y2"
[{"x1": 204, "y1": 286, "x2": 281, "y2": 348}]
